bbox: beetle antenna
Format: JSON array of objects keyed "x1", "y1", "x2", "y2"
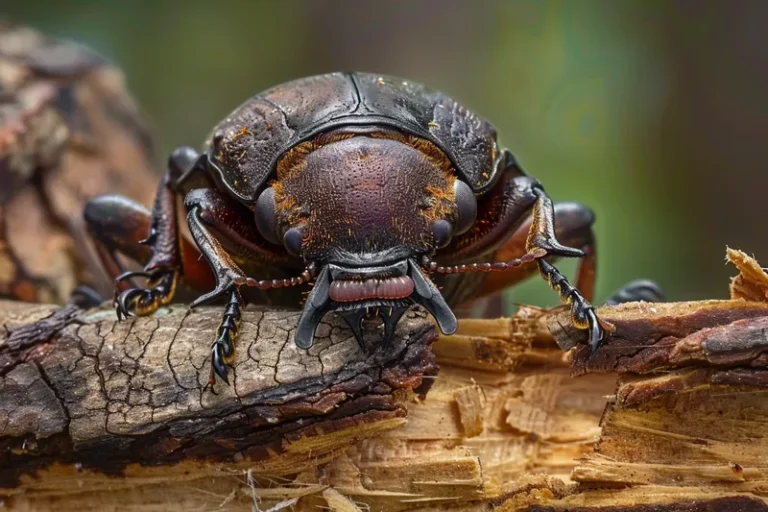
[
  {"x1": 421, "y1": 248, "x2": 547, "y2": 275},
  {"x1": 245, "y1": 264, "x2": 315, "y2": 290}
]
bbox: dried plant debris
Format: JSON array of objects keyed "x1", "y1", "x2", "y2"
[{"x1": 727, "y1": 247, "x2": 768, "y2": 303}]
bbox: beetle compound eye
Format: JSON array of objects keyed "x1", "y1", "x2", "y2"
[
  {"x1": 283, "y1": 228, "x2": 304, "y2": 256},
  {"x1": 255, "y1": 187, "x2": 279, "y2": 245},
  {"x1": 432, "y1": 219, "x2": 453, "y2": 249},
  {"x1": 454, "y1": 180, "x2": 477, "y2": 235}
]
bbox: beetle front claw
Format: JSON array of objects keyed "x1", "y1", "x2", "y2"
[
  {"x1": 585, "y1": 309, "x2": 604, "y2": 355},
  {"x1": 536, "y1": 259, "x2": 615, "y2": 353},
  {"x1": 190, "y1": 271, "x2": 248, "y2": 309},
  {"x1": 113, "y1": 269, "x2": 179, "y2": 319},
  {"x1": 115, "y1": 288, "x2": 145, "y2": 319},
  {"x1": 576, "y1": 304, "x2": 615, "y2": 355},
  {"x1": 529, "y1": 238, "x2": 585, "y2": 259},
  {"x1": 190, "y1": 288, "x2": 223, "y2": 308},
  {"x1": 210, "y1": 343, "x2": 230, "y2": 386}
]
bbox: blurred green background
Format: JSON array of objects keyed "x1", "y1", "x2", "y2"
[{"x1": 6, "y1": 0, "x2": 767, "y2": 310}]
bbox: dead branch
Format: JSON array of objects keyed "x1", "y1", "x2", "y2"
[{"x1": 0, "y1": 302, "x2": 437, "y2": 500}]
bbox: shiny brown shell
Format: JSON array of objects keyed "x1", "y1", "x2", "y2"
[{"x1": 207, "y1": 72, "x2": 503, "y2": 203}]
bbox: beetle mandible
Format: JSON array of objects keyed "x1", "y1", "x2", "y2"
[{"x1": 85, "y1": 72, "x2": 631, "y2": 386}]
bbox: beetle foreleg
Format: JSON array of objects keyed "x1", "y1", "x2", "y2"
[
  {"x1": 432, "y1": 159, "x2": 611, "y2": 350},
  {"x1": 182, "y1": 188, "x2": 314, "y2": 385},
  {"x1": 525, "y1": 187, "x2": 587, "y2": 259},
  {"x1": 184, "y1": 198, "x2": 251, "y2": 387},
  {"x1": 537, "y1": 259, "x2": 613, "y2": 353},
  {"x1": 208, "y1": 289, "x2": 243, "y2": 389},
  {"x1": 94, "y1": 147, "x2": 210, "y2": 318},
  {"x1": 185, "y1": 205, "x2": 250, "y2": 308}
]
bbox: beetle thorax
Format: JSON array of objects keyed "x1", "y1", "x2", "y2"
[{"x1": 272, "y1": 131, "x2": 457, "y2": 265}]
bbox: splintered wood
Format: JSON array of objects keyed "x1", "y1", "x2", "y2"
[
  {"x1": 541, "y1": 249, "x2": 768, "y2": 511},
  {"x1": 729, "y1": 247, "x2": 768, "y2": 302},
  {"x1": 1, "y1": 249, "x2": 768, "y2": 511}
]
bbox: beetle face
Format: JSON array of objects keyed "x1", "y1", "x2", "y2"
[{"x1": 254, "y1": 131, "x2": 478, "y2": 347}]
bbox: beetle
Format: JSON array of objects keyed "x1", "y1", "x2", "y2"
[{"x1": 84, "y1": 72, "x2": 651, "y2": 387}]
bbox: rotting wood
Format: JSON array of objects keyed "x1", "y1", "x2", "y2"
[
  {"x1": 531, "y1": 250, "x2": 768, "y2": 512},
  {"x1": 0, "y1": 302, "x2": 437, "y2": 501},
  {"x1": 0, "y1": 296, "x2": 610, "y2": 511}
]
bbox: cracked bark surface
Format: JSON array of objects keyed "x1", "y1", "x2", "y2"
[{"x1": 0, "y1": 302, "x2": 437, "y2": 501}]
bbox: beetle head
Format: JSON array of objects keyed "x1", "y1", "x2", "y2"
[{"x1": 254, "y1": 130, "x2": 478, "y2": 348}]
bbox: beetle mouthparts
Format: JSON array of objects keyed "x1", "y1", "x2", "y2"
[
  {"x1": 329, "y1": 276, "x2": 414, "y2": 302},
  {"x1": 295, "y1": 264, "x2": 331, "y2": 349},
  {"x1": 294, "y1": 259, "x2": 457, "y2": 349},
  {"x1": 407, "y1": 260, "x2": 458, "y2": 335}
]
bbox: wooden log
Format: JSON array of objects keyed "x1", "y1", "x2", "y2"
[
  {"x1": 533, "y1": 250, "x2": 768, "y2": 511},
  {"x1": 3, "y1": 252, "x2": 768, "y2": 510},
  {"x1": 0, "y1": 301, "x2": 437, "y2": 510},
  {"x1": 0, "y1": 296, "x2": 614, "y2": 511}
]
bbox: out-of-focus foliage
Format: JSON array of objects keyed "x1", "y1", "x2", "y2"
[{"x1": 6, "y1": 0, "x2": 768, "y2": 309}]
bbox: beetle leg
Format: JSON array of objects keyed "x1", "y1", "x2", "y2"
[
  {"x1": 437, "y1": 168, "x2": 596, "y2": 299},
  {"x1": 469, "y1": 201, "x2": 598, "y2": 301},
  {"x1": 433, "y1": 161, "x2": 611, "y2": 350},
  {"x1": 182, "y1": 187, "x2": 307, "y2": 385},
  {"x1": 605, "y1": 279, "x2": 665, "y2": 305},
  {"x1": 86, "y1": 147, "x2": 210, "y2": 317},
  {"x1": 537, "y1": 258, "x2": 612, "y2": 352},
  {"x1": 183, "y1": 194, "x2": 250, "y2": 387},
  {"x1": 439, "y1": 167, "x2": 543, "y2": 264},
  {"x1": 185, "y1": 209, "x2": 250, "y2": 308},
  {"x1": 115, "y1": 271, "x2": 179, "y2": 319},
  {"x1": 208, "y1": 289, "x2": 243, "y2": 389},
  {"x1": 183, "y1": 188, "x2": 296, "y2": 307},
  {"x1": 84, "y1": 193, "x2": 216, "y2": 299},
  {"x1": 84, "y1": 195, "x2": 153, "y2": 290},
  {"x1": 463, "y1": 201, "x2": 663, "y2": 325},
  {"x1": 142, "y1": 147, "x2": 206, "y2": 273},
  {"x1": 68, "y1": 285, "x2": 106, "y2": 309},
  {"x1": 446, "y1": 200, "x2": 597, "y2": 318}
]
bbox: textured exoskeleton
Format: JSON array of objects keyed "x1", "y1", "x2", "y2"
[{"x1": 84, "y1": 72, "x2": 654, "y2": 387}]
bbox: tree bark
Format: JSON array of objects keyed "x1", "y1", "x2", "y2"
[
  {"x1": 0, "y1": 302, "x2": 437, "y2": 488},
  {"x1": 0, "y1": 20, "x2": 158, "y2": 304},
  {"x1": 532, "y1": 249, "x2": 768, "y2": 511}
]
